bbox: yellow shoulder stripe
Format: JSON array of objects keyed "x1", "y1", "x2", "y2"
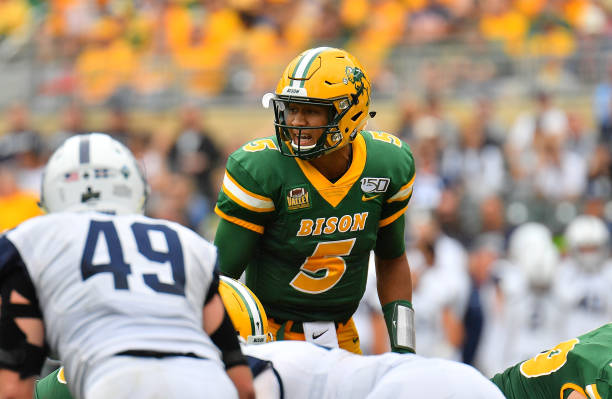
[
  {"x1": 387, "y1": 175, "x2": 415, "y2": 203},
  {"x1": 222, "y1": 172, "x2": 275, "y2": 212}
]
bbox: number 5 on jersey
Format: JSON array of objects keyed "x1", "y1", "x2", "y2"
[
  {"x1": 520, "y1": 338, "x2": 579, "y2": 377},
  {"x1": 290, "y1": 238, "x2": 356, "y2": 294}
]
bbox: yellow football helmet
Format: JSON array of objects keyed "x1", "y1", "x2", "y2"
[
  {"x1": 270, "y1": 47, "x2": 372, "y2": 159},
  {"x1": 219, "y1": 276, "x2": 272, "y2": 345}
]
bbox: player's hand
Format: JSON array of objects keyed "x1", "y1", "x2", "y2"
[{"x1": 226, "y1": 364, "x2": 255, "y2": 399}]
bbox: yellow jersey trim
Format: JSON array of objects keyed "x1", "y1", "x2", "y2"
[
  {"x1": 222, "y1": 172, "x2": 275, "y2": 213},
  {"x1": 387, "y1": 175, "x2": 415, "y2": 203},
  {"x1": 586, "y1": 384, "x2": 602, "y2": 399},
  {"x1": 215, "y1": 206, "x2": 264, "y2": 234},
  {"x1": 58, "y1": 367, "x2": 67, "y2": 384},
  {"x1": 294, "y1": 134, "x2": 367, "y2": 208},
  {"x1": 560, "y1": 383, "x2": 586, "y2": 399},
  {"x1": 379, "y1": 205, "x2": 408, "y2": 228}
]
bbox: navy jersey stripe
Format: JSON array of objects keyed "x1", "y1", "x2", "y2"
[
  {"x1": 0, "y1": 236, "x2": 37, "y2": 298},
  {"x1": 0, "y1": 235, "x2": 22, "y2": 277},
  {"x1": 79, "y1": 135, "x2": 90, "y2": 164}
]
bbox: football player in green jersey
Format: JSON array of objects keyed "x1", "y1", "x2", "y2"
[
  {"x1": 214, "y1": 47, "x2": 416, "y2": 354},
  {"x1": 491, "y1": 323, "x2": 612, "y2": 399},
  {"x1": 34, "y1": 366, "x2": 71, "y2": 399}
]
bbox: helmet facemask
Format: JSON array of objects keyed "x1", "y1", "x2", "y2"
[
  {"x1": 573, "y1": 245, "x2": 607, "y2": 273},
  {"x1": 565, "y1": 215, "x2": 610, "y2": 273},
  {"x1": 272, "y1": 96, "x2": 355, "y2": 160}
]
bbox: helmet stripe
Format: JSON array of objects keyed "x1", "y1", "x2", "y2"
[
  {"x1": 222, "y1": 277, "x2": 263, "y2": 336},
  {"x1": 79, "y1": 135, "x2": 90, "y2": 164},
  {"x1": 290, "y1": 47, "x2": 333, "y2": 89}
]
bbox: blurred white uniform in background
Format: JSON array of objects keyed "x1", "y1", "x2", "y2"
[
  {"x1": 469, "y1": 255, "x2": 516, "y2": 378},
  {"x1": 352, "y1": 252, "x2": 389, "y2": 355},
  {"x1": 557, "y1": 215, "x2": 612, "y2": 339},
  {"x1": 497, "y1": 222, "x2": 566, "y2": 369},
  {"x1": 407, "y1": 211, "x2": 470, "y2": 360}
]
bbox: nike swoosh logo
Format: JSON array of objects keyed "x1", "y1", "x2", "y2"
[
  {"x1": 312, "y1": 329, "x2": 329, "y2": 340},
  {"x1": 362, "y1": 194, "x2": 380, "y2": 201}
]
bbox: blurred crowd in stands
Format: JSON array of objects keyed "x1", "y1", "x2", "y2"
[
  {"x1": 2, "y1": 0, "x2": 612, "y2": 380},
  {"x1": 1, "y1": 0, "x2": 612, "y2": 104}
]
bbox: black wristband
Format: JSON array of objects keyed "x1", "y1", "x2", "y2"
[
  {"x1": 210, "y1": 310, "x2": 246, "y2": 369},
  {"x1": 223, "y1": 349, "x2": 248, "y2": 370}
]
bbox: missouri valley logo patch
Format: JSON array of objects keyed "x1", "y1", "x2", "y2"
[{"x1": 287, "y1": 186, "x2": 311, "y2": 211}]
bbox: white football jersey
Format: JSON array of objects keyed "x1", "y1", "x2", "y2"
[
  {"x1": 4, "y1": 211, "x2": 222, "y2": 396},
  {"x1": 556, "y1": 258, "x2": 612, "y2": 339},
  {"x1": 352, "y1": 252, "x2": 386, "y2": 355},
  {"x1": 408, "y1": 235, "x2": 470, "y2": 360},
  {"x1": 499, "y1": 270, "x2": 566, "y2": 369},
  {"x1": 243, "y1": 341, "x2": 504, "y2": 399}
]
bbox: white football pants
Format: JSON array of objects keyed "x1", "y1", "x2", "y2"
[
  {"x1": 365, "y1": 358, "x2": 505, "y2": 399},
  {"x1": 83, "y1": 356, "x2": 237, "y2": 399}
]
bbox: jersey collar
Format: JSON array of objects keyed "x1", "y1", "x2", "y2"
[{"x1": 294, "y1": 134, "x2": 366, "y2": 208}]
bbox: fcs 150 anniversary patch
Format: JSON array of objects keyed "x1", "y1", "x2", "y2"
[
  {"x1": 361, "y1": 177, "x2": 390, "y2": 202},
  {"x1": 360, "y1": 177, "x2": 390, "y2": 193}
]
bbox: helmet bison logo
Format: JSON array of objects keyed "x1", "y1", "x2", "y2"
[{"x1": 345, "y1": 66, "x2": 370, "y2": 106}]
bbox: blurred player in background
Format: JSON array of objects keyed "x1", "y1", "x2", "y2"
[
  {"x1": 214, "y1": 47, "x2": 416, "y2": 354},
  {"x1": 0, "y1": 133, "x2": 254, "y2": 399},
  {"x1": 496, "y1": 222, "x2": 566, "y2": 370},
  {"x1": 351, "y1": 252, "x2": 391, "y2": 354},
  {"x1": 406, "y1": 210, "x2": 470, "y2": 360},
  {"x1": 557, "y1": 214, "x2": 612, "y2": 339},
  {"x1": 0, "y1": 166, "x2": 44, "y2": 232},
  {"x1": 491, "y1": 323, "x2": 612, "y2": 399}
]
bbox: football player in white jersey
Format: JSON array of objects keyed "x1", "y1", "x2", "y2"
[
  {"x1": 220, "y1": 276, "x2": 505, "y2": 399},
  {"x1": 496, "y1": 222, "x2": 566, "y2": 370},
  {"x1": 0, "y1": 133, "x2": 254, "y2": 399},
  {"x1": 557, "y1": 215, "x2": 612, "y2": 338},
  {"x1": 406, "y1": 210, "x2": 470, "y2": 360}
]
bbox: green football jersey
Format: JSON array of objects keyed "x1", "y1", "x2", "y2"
[
  {"x1": 35, "y1": 367, "x2": 72, "y2": 399},
  {"x1": 215, "y1": 131, "x2": 415, "y2": 322},
  {"x1": 491, "y1": 323, "x2": 612, "y2": 399}
]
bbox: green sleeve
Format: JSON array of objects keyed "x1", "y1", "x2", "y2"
[
  {"x1": 35, "y1": 368, "x2": 73, "y2": 399},
  {"x1": 377, "y1": 139, "x2": 415, "y2": 222},
  {"x1": 374, "y1": 213, "x2": 406, "y2": 259},
  {"x1": 214, "y1": 218, "x2": 261, "y2": 279}
]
